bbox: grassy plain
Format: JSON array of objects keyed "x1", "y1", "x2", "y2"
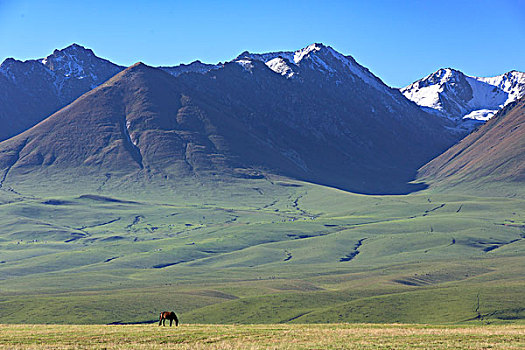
[
  {"x1": 0, "y1": 323, "x2": 523, "y2": 349},
  {"x1": 0, "y1": 176, "x2": 524, "y2": 324}
]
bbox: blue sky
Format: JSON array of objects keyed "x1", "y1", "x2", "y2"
[{"x1": 0, "y1": 0, "x2": 523, "y2": 87}]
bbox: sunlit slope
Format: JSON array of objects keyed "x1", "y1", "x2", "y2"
[{"x1": 419, "y1": 97, "x2": 525, "y2": 196}]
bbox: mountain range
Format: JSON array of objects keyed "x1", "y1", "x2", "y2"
[
  {"x1": 0, "y1": 43, "x2": 523, "y2": 195},
  {"x1": 0, "y1": 43, "x2": 459, "y2": 195}
]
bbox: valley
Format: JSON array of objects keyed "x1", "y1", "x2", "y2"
[{"x1": 0, "y1": 178, "x2": 523, "y2": 324}]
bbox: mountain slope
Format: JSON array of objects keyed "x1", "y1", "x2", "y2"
[
  {"x1": 0, "y1": 44, "x2": 459, "y2": 195},
  {"x1": 419, "y1": 96, "x2": 525, "y2": 195},
  {"x1": 401, "y1": 68, "x2": 525, "y2": 123}
]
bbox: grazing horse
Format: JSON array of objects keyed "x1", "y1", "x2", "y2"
[{"x1": 159, "y1": 311, "x2": 179, "y2": 327}]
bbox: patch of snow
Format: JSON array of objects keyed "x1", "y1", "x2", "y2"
[
  {"x1": 235, "y1": 59, "x2": 254, "y2": 72},
  {"x1": 402, "y1": 81, "x2": 443, "y2": 111},
  {"x1": 462, "y1": 109, "x2": 498, "y2": 121},
  {"x1": 293, "y1": 43, "x2": 323, "y2": 64},
  {"x1": 265, "y1": 57, "x2": 295, "y2": 78},
  {"x1": 239, "y1": 51, "x2": 295, "y2": 64},
  {"x1": 125, "y1": 120, "x2": 139, "y2": 146}
]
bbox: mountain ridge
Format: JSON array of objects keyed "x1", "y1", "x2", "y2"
[
  {"x1": 0, "y1": 44, "x2": 125, "y2": 141},
  {"x1": 0, "y1": 48, "x2": 458, "y2": 195},
  {"x1": 6, "y1": 42, "x2": 523, "y2": 196},
  {"x1": 2, "y1": 42, "x2": 520, "y2": 143}
]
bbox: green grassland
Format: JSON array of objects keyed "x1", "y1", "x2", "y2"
[
  {"x1": 0, "y1": 176, "x2": 524, "y2": 325},
  {"x1": 0, "y1": 323, "x2": 523, "y2": 349}
]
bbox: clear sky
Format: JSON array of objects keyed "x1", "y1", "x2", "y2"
[{"x1": 0, "y1": 0, "x2": 523, "y2": 87}]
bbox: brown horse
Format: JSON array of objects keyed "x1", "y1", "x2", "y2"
[{"x1": 159, "y1": 311, "x2": 179, "y2": 327}]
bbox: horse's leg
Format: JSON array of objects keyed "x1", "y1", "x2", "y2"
[
  {"x1": 159, "y1": 315, "x2": 162, "y2": 326},
  {"x1": 170, "y1": 318, "x2": 173, "y2": 327},
  {"x1": 174, "y1": 314, "x2": 179, "y2": 327}
]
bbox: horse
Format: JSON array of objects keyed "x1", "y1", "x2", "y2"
[{"x1": 158, "y1": 311, "x2": 179, "y2": 327}]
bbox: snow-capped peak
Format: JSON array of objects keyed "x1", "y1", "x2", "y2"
[
  {"x1": 41, "y1": 43, "x2": 96, "y2": 77},
  {"x1": 410, "y1": 68, "x2": 464, "y2": 89},
  {"x1": 234, "y1": 43, "x2": 390, "y2": 94},
  {"x1": 401, "y1": 68, "x2": 525, "y2": 123},
  {"x1": 400, "y1": 68, "x2": 466, "y2": 116},
  {"x1": 44, "y1": 43, "x2": 96, "y2": 65}
]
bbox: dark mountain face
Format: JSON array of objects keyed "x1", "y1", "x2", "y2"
[
  {"x1": 0, "y1": 44, "x2": 124, "y2": 142},
  {"x1": 0, "y1": 60, "x2": 60, "y2": 141},
  {"x1": 0, "y1": 44, "x2": 460, "y2": 195},
  {"x1": 419, "y1": 96, "x2": 525, "y2": 189}
]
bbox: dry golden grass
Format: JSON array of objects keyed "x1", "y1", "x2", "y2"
[{"x1": 0, "y1": 323, "x2": 523, "y2": 349}]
